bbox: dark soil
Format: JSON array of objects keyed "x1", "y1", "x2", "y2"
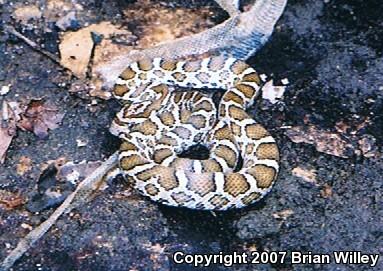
[{"x1": 0, "y1": 0, "x2": 382, "y2": 270}]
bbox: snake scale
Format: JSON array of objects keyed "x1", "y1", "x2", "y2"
[{"x1": 110, "y1": 56, "x2": 279, "y2": 210}]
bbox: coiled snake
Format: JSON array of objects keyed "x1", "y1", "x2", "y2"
[{"x1": 110, "y1": 56, "x2": 279, "y2": 210}]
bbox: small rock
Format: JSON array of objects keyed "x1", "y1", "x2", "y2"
[{"x1": 0, "y1": 85, "x2": 11, "y2": 96}]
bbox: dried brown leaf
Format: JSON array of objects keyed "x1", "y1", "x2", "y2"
[
  {"x1": 59, "y1": 22, "x2": 133, "y2": 79},
  {"x1": 0, "y1": 190, "x2": 25, "y2": 210},
  {"x1": 285, "y1": 126, "x2": 354, "y2": 158},
  {"x1": 18, "y1": 99, "x2": 64, "y2": 139}
]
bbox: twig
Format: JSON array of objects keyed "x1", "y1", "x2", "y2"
[
  {"x1": 0, "y1": 152, "x2": 119, "y2": 271},
  {"x1": 4, "y1": 25, "x2": 79, "y2": 79},
  {"x1": 5, "y1": 25, "x2": 60, "y2": 64}
]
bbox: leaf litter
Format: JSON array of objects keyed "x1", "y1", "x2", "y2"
[{"x1": 17, "y1": 99, "x2": 65, "y2": 139}]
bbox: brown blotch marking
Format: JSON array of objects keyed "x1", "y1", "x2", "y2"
[
  {"x1": 231, "y1": 123, "x2": 242, "y2": 136},
  {"x1": 231, "y1": 60, "x2": 249, "y2": 75},
  {"x1": 152, "y1": 84, "x2": 168, "y2": 95},
  {"x1": 159, "y1": 112, "x2": 175, "y2": 126},
  {"x1": 242, "y1": 72, "x2": 261, "y2": 84},
  {"x1": 196, "y1": 72, "x2": 210, "y2": 84},
  {"x1": 186, "y1": 172, "x2": 216, "y2": 197},
  {"x1": 169, "y1": 159, "x2": 193, "y2": 171},
  {"x1": 153, "y1": 148, "x2": 173, "y2": 164},
  {"x1": 213, "y1": 145, "x2": 237, "y2": 168},
  {"x1": 256, "y1": 143, "x2": 279, "y2": 161},
  {"x1": 202, "y1": 160, "x2": 223, "y2": 172},
  {"x1": 192, "y1": 92, "x2": 203, "y2": 103},
  {"x1": 171, "y1": 192, "x2": 193, "y2": 205},
  {"x1": 223, "y1": 91, "x2": 244, "y2": 105},
  {"x1": 246, "y1": 165, "x2": 276, "y2": 188},
  {"x1": 137, "y1": 58, "x2": 153, "y2": 71},
  {"x1": 245, "y1": 124, "x2": 269, "y2": 140},
  {"x1": 184, "y1": 60, "x2": 202, "y2": 72},
  {"x1": 172, "y1": 72, "x2": 187, "y2": 82},
  {"x1": 208, "y1": 56, "x2": 225, "y2": 71},
  {"x1": 120, "y1": 67, "x2": 136, "y2": 80},
  {"x1": 224, "y1": 173, "x2": 250, "y2": 197},
  {"x1": 114, "y1": 84, "x2": 129, "y2": 97},
  {"x1": 158, "y1": 170, "x2": 179, "y2": 191},
  {"x1": 171, "y1": 126, "x2": 191, "y2": 139},
  {"x1": 158, "y1": 135, "x2": 178, "y2": 146},
  {"x1": 131, "y1": 120, "x2": 158, "y2": 136},
  {"x1": 137, "y1": 167, "x2": 157, "y2": 181},
  {"x1": 194, "y1": 100, "x2": 214, "y2": 111},
  {"x1": 228, "y1": 105, "x2": 248, "y2": 121},
  {"x1": 208, "y1": 195, "x2": 230, "y2": 209},
  {"x1": 180, "y1": 109, "x2": 192, "y2": 123},
  {"x1": 144, "y1": 184, "x2": 159, "y2": 196},
  {"x1": 120, "y1": 142, "x2": 137, "y2": 151},
  {"x1": 185, "y1": 92, "x2": 193, "y2": 100},
  {"x1": 187, "y1": 115, "x2": 206, "y2": 129},
  {"x1": 174, "y1": 92, "x2": 183, "y2": 104},
  {"x1": 241, "y1": 192, "x2": 261, "y2": 205},
  {"x1": 213, "y1": 125, "x2": 232, "y2": 140},
  {"x1": 236, "y1": 83, "x2": 255, "y2": 98},
  {"x1": 120, "y1": 155, "x2": 148, "y2": 171},
  {"x1": 160, "y1": 59, "x2": 177, "y2": 71}
]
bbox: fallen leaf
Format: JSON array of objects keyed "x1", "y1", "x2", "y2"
[
  {"x1": 0, "y1": 190, "x2": 25, "y2": 210},
  {"x1": 18, "y1": 99, "x2": 64, "y2": 139},
  {"x1": 285, "y1": 126, "x2": 354, "y2": 158},
  {"x1": 16, "y1": 156, "x2": 33, "y2": 176},
  {"x1": 262, "y1": 79, "x2": 286, "y2": 104},
  {"x1": 59, "y1": 22, "x2": 134, "y2": 79},
  {"x1": 292, "y1": 167, "x2": 318, "y2": 185}
]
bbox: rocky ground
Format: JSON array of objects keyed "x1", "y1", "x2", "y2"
[{"x1": 0, "y1": 0, "x2": 382, "y2": 270}]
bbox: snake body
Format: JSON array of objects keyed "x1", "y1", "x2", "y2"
[{"x1": 110, "y1": 56, "x2": 279, "y2": 210}]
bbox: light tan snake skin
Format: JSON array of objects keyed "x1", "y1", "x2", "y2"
[{"x1": 110, "y1": 56, "x2": 279, "y2": 210}]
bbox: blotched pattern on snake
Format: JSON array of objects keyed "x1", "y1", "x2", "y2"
[{"x1": 110, "y1": 56, "x2": 279, "y2": 210}]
